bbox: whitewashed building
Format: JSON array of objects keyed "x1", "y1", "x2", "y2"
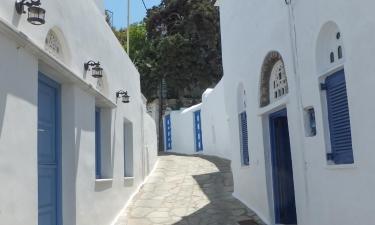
[
  {"x1": 0, "y1": 1, "x2": 158, "y2": 225},
  {"x1": 164, "y1": 0, "x2": 375, "y2": 224}
]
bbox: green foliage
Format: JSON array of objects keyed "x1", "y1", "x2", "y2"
[{"x1": 113, "y1": 0, "x2": 222, "y2": 102}]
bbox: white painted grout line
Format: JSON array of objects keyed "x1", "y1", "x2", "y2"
[{"x1": 110, "y1": 158, "x2": 160, "y2": 225}]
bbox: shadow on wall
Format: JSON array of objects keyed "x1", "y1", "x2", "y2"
[
  {"x1": 110, "y1": 108, "x2": 118, "y2": 178},
  {"x1": 11, "y1": 7, "x2": 21, "y2": 27},
  {"x1": 0, "y1": 93, "x2": 6, "y2": 139},
  {"x1": 0, "y1": 65, "x2": 38, "y2": 139},
  {"x1": 159, "y1": 153, "x2": 266, "y2": 225}
]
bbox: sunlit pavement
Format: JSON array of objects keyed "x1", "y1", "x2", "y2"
[{"x1": 115, "y1": 153, "x2": 265, "y2": 225}]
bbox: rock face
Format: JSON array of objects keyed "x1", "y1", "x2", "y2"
[{"x1": 115, "y1": 153, "x2": 265, "y2": 225}]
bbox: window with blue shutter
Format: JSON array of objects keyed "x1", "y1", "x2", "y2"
[
  {"x1": 165, "y1": 115, "x2": 172, "y2": 151},
  {"x1": 95, "y1": 108, "x2": 102, "y2": 178},
  {"x1": 323, "y1": 69, "x2": 354, "y2": 164},
  {"x1": 194, "y1": 110, "x2": 203, "y2": 152},
  {"x1": 239, "y1": 111, "x2": 250, "y2": 166}
]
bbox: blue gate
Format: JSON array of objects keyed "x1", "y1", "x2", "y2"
[
  {"x1": 38, "y1": 73, "x2": 61, "y2": 225},
  {"x1": 165, "y1": 114, "x2": 172, "y2": 151},
  {"x1": 194, "y1": 110, "x2": 203, "y2": 152}
]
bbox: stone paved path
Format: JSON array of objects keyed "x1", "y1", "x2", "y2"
[{"x1": 115, "y1": 153, "x2": 266, "y2": 225}]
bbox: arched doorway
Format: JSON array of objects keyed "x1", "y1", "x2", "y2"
[{"x1": 260, "y1": 51, "x2": 297, "y2": 224}]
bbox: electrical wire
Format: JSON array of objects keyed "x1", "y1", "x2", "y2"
[{"x1": 141, "y1": 0, "x2": 148, "y2": 10}]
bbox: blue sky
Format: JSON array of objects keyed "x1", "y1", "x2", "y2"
[{"x1": 104, "y1": 0, "x2": 161, "y2": 29}]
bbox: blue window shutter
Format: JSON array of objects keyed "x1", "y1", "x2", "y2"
[
  {"x1": 194, "y1": 110, "x2": 203, "y2": 152},
  {"x1": 240, "y1": 111, "x2": 249, "y2": 165},
  {"x1": 325, "y1": 70, "x2": 354, "y2": 164},
  {"x1": 95, "y1": 108, "x2": 101, "y2": 178}
]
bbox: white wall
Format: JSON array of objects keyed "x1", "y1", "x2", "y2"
[
  {"x1": 291, "y1": 1, "x2": 375, "y2": 225},
  {"x1": 0, "y1": 1, "x2": 158, "y2": 225},
  {"x1": 167, "y1": 0, "x2": 375, "y2": 225}
]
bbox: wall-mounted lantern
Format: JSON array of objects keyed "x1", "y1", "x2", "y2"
[
  {"x1": 84, "y1": 61, "x2": 103, "y2": 78},
  {"x1": 15, "y1": 0, "x2": 46, "y2": 25},
  {"x1": 116, "y1": 90, "x2": 130, "y2": 103}
]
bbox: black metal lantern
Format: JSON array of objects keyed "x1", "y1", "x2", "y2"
[
  {"x1": 84, "y1": 61, "x2": 103, "y2": 78},
  {"x1": 15, "y1": 0, "x2": 46, "y2": 25},
  {"x1": 116, "y1": 90, "x2": 130, "y2": 103}
]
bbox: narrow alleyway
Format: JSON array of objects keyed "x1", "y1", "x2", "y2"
[{"x1": 115, "y1": 153, "x2": 265, "y2": 225}]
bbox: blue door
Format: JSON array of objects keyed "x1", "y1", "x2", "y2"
[
  {"x1": 194, "y1": 110, "x2": 203, "y2": 152},
  {"x1": 38, "y1": 73, "x2": 61, "y2": 225},
  {"x1": 165, "y1": 115, "x2": 172, "y2": 151},
  {"x1": 269, "y1": 109, "x2": 297, "y2": 224}
]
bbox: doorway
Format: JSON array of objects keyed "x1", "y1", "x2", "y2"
[
  {"x1": 269, "y1": 109, "x2": 297, "y2": 224},
  {"x1": 38, "y1": 73, "x2": 61, "y2": 225}
]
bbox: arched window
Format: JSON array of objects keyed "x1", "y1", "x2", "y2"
[
  {"x1": 45, "y1": 30, "x2": 63, "y2": 59},
  {"x1": 260, "y1": 51, "x2": 288, "y2": 107},
  {"x1": 316, "y1": 22, "x2": 345, "y2": 74},
  {"x1": 269, "y1": 60, "x2": 288, "y2": 103},
  {"x1": 44, "y1": 27, "x2": 71, "y2": 66},
  {"x1": 317, "y1": 22, "x2": 353, "y2": 165}
]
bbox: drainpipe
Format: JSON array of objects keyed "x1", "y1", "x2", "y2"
[
  {"x1": 127, "y1": 0, "x2": 130, "y2": 56},
  {"x1": 285, "y1": 0, "x2": 310, "y2": 222},
  {"x1": 158, "y1": 77, "x2": 165, "y2": 152}
]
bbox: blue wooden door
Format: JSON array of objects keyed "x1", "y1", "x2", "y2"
[
  {"x1": 165, "y1": 115, "x2": 172, "y2": 151},
  {"x1": 38, "y1": 74, "x2": 61, "y2": 225},
  {"x1": 269, "y1": 109, "x2": 297, "y2": 224},
  {"x1": 194, "y1": 110, "x2": 203, "y2": 152}
]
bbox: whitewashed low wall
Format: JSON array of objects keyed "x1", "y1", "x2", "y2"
[
  {"x1": 165, "y1": 80, "x2": 231, "y2": 158},
  {"x1": 200, "y1": 82, "x2": 232, "y2": 159},
  {"x1": 166, "y1": 105, "x2": 201, "y2": 155}
]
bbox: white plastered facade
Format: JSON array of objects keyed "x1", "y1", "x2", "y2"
[
  {"x1": 165, "y1": 0, "x2": 375, "y2": 224},
  {"x1": 0, "y1": 1, "x2": 158, "y2": 225}
]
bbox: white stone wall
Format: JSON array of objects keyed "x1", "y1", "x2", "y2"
[
  {"x1": 165, "y1": 105, "x2": 201, "y2": 155},
  {"x1": 0, "y1": 1, "x2": 158, "y2": 225},
  {"x1": 166, "y1": 0, "x2": 375, "y2": 225}
]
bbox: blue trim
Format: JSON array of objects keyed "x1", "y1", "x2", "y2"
[
  {"x1": 165, "y1": 115, "x2": 172, "y2": 151},
  {"x1": 324, "y1": 69, "x2": 354, "y2": 164},
  {"x1": 269, "y1": 108, "x2": 297, "y2": 224},
  {"x1": 38, "y1": 72, "x2": 62, "y2": 225},
  {"x1": 194, "y1": 110, "x2": 203, "y2": 152},
  {"x1": 95, "y1": 107, "x2": 102, "y2": 178}
]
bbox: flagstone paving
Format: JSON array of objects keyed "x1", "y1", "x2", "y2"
[{"x1": 115, "y1": 153, "x2": 266, "y2": 225}]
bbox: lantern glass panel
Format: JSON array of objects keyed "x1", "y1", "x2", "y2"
[
  {"x1": 27, "y1": 6, "x2": 45, "y2": 25},
  {"x1": 92, "y1": 66, "x2": 103, "y2": 78},
  {"x1": 122, "y1": 95, "x2": 130, "y2": 103}
]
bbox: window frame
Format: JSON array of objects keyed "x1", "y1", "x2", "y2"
[
  {"x1": 95, "y1": 107, "x2": 102, "y2": 179},
  {"x1": 321, "y1": 69, "x2": 354, "y2": 165}
]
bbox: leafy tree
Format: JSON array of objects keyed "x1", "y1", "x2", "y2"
[
  {"x1": 113, "y1": 0, "x2": 222, "y2": 103},
  {"x1": 144, "y1": 0, "x2": 223, "y2": 101},
  {"x1": 114, "y1": 23, "x2": 160, "y2": 99}
]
